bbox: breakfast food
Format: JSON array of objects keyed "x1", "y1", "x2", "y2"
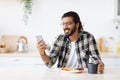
[
  {"x1": 61, "y1": 67, "x2": 71, "y2": 71},
  {"x1": 76, "y1": 67, "x2": 84, "y2": 70},
  {"x1": 61, "y1": 67, "x2": 84, "y2": 71}
]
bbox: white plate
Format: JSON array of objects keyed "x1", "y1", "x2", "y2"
[
  {"x1": 61, "y1": 67, "x2": 84, "y2": 73},
  {"x1": 69, "y1": 69, "x2": 84, "y2": 73}
]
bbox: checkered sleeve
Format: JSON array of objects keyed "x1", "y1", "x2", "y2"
[
  {"x1": 45, "y1": 35, "x2": 64, "y2": 68},
  {"x1": 88, "y1": 35, "x2": 103, "y2": 63}
]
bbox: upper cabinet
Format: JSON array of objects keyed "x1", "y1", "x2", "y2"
[{"x1": 114, "y1": 0, "x2": 120, "y2": 20}]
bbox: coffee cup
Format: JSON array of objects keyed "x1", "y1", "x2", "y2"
[{"x1": 88, "y1": 63, "x2": 98, "y2": 74}]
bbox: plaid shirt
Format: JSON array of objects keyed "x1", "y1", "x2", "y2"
[{"x1": 46, "y1": 31, "x2": 102, "y2": 68}]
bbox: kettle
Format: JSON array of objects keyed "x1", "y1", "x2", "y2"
[{"x1": 16, "y1": 36, "x2": 28, "y2": 52}]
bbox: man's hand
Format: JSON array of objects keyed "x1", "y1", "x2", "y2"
[
  {"x1": 97, "y1": 62, "x2": 104, "y2": 74},
  {"x1": 36, "y1": 41, "x2": 50, "y2": 64},
  {"x1": 36, "y1": 41, "x2": 47, "y2": 56}
]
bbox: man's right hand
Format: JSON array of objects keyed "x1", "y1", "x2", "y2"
[{"x1": 36, "y1": 41, "x2": 47, "y2": 56}]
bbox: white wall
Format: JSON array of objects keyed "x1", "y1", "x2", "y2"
[{"x1": 0, "y1": 0, "x2": 118, "y2": 51}]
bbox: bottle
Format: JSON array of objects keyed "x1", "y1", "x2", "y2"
[
  {"x1": 116, "y1": 41, "x2": 120, "y2": 54},
  {"x1": 97, "y1": 37, "x2": 102, "y2": 52},
  {"x1": 102, "y1": 37, "x2": 109, "y2": 53}
]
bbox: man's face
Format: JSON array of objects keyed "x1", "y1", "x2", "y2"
[{"x1": 61, "y1": 17, "x2": 77, "y2": 37}]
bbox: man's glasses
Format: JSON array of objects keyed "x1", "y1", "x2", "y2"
[{"x1": 60, "y1": 22, "x2": 74, "y2": 26}]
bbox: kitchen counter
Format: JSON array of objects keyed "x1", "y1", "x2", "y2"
[
  {"x1": 0, "y1": 65, "x2": 120, "y2": 80},
  {"x1": 1, "y1": 51, "x2": 120, "y2": 68},
  {"x1": 0, "y1": 51, "x2": 120, "y2": 58},
  {"x1": 0, "y1": 51, "x2": 40, "y2": 57}
]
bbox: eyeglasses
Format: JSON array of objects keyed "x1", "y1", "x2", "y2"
[{"x1": 60, "y1": 22, "x2": 74, "y2": 26}]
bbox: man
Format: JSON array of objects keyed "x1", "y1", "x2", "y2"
[{"x1": 36, "y1": 11, "x2": 104, "y2": 73}]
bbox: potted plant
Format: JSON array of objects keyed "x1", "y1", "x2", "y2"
[{"x1": 19, "y1": 0, "x2": 33, "y2": 25}]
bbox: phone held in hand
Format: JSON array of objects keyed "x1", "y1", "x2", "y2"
[{"x1": 36, "y1": 35, "x2": 44, "y2": 42}]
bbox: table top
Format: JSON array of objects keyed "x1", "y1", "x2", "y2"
[{"x1": 0, "y1": 65, "x2": 120, "y2": 80}]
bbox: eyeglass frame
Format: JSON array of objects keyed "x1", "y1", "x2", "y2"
[{"x1": 60, "y1": 21, "x2": 75, "y2": 26}]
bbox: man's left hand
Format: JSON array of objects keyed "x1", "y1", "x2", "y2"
[{"x1": 97, "y1": 62, "x2": 104, "y2": 74}]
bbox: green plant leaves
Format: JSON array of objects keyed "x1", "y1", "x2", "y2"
[{"x1": 19, "y1": 0, "x2": 33, "y2": 25}]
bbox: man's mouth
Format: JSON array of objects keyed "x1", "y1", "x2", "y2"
[{"x1": 65, "y1": 30, "x2": 69, "y2": 33}]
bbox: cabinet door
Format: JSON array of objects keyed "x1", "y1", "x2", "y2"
[
  {"x1": 102, "y1": 58, "x2": 117, "y2": 68},
  {"x1": 117, "y1": 58, "x2": 120, "y2": 68},
  {"x1": 0, "y1": 56, "x2": 44, "y2": 67}
]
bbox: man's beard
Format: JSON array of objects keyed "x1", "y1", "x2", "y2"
[{"x1": 64, "y1": 26, "x2": 77, "y2": 37}]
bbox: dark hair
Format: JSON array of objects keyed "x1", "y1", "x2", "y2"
[{"x1": 61, "y1": 11, "x2": 83, "y2": 32}]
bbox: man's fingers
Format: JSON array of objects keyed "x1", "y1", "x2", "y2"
[{"x1": 97, "y1": 63, "x2": 104, "y2": 74}]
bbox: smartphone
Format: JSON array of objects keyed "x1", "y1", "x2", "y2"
[{"x1": 36, "y1": 35, "x2": 44, "y2": 42}]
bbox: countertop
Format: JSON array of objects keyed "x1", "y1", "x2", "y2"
[
  {"x1": 0, "y1": 51, "x2": 40, "y2": 57},
  {"x1": 0, "y1": 51, "x2": 120, "y2": 58},
  {"x1": 0, "y1": 65, "x2": 120, "y2": 80}
]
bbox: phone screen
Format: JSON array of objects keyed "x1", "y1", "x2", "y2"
[{"x1": 36, "y1": 35, "x2": 44, "y2": 42}]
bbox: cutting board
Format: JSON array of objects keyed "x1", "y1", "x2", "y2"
[{"x1": 1, "y1": 35, "x2": 21, "y2": 52}]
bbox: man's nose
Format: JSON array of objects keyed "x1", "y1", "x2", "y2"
[{"x1": 63, "y1": 23, "x2": 69, "y2": 28}]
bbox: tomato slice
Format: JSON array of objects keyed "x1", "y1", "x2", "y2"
[{"x1": 76, "y1": 67, "x2": 84, "y2": 70}]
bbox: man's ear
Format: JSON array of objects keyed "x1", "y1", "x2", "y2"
[{"x1": 76, "y1": 23, "x2": 79, "y2": 28}]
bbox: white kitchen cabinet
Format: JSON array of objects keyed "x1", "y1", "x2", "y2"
[
  {"x1": 102, "y1": 57, "x2": 120, "y2": 68},
  {"x1": 0, "y1": 56, "x2": 44, "y2": 67},
  {"x1": 114, "y1": 0, "x2": 120, "y2": 19},
  {"x1": 0, "y1": 56, "x2": 119, "y2": 68},
  {"x1": 117, "y1": 58, "x2": 120, "y2": 67},
  {"x1": 0, "y1": 52, "x2": 120, "y2": 68}
]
